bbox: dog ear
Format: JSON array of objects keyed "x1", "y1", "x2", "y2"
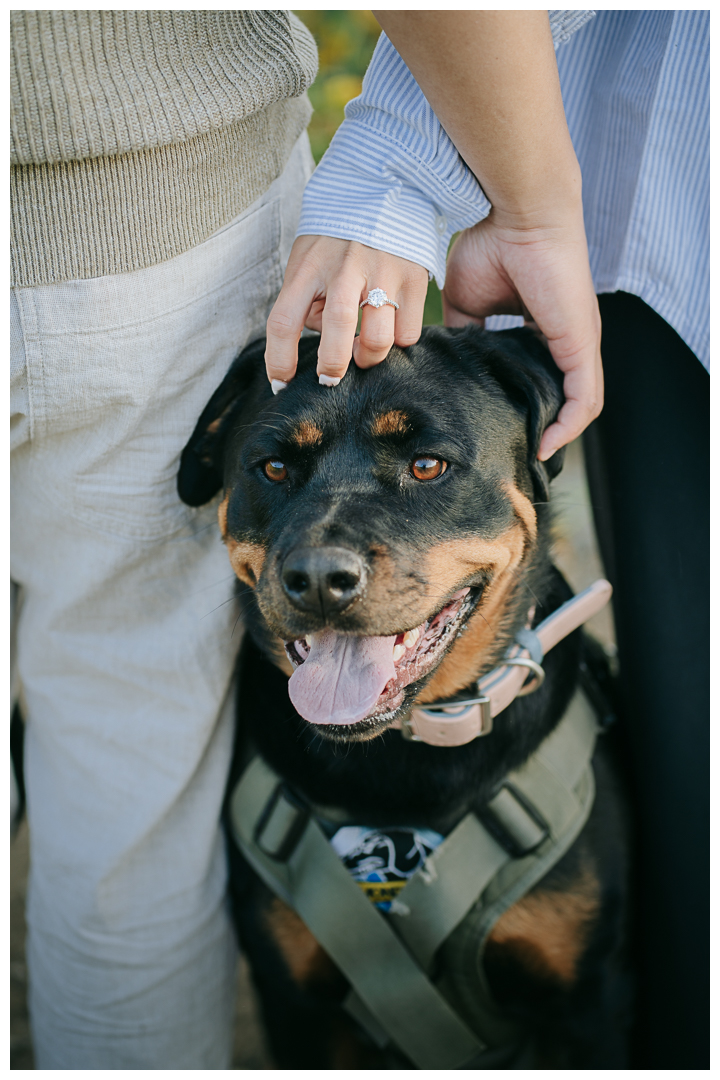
[
  {"x1": 177, "y1": 338, "x2": 266, "y2": 507},
  {"x1": 482, "y1": 327, "x2": 566, "y2": 503}
]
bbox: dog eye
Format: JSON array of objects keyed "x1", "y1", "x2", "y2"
[
  {"x1": 263, "y1": 460, "x2": 288, "y2": 482},
  {"x1": 410, "y1": 456, "x2": 447, "y2": 481}
]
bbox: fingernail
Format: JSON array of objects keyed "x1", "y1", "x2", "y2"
[
  {"x1": 271, "y1": 379, "x2": 288, "y2": 395},
  {"x1": 318, "y1": 374, "x2": 341, "y2": 387}
]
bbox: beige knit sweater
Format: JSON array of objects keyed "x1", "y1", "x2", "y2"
[{"x1": 10, "y1": 10, "x2": 318, "y2": 287}]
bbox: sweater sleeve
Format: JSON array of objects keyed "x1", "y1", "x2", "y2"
[{"x1": 296, "y1": 13, "x2": 596, "y2": 287}]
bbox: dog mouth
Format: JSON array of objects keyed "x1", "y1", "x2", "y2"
[{"x1": 283, "y1": 587, "x2": 479, "y2": 737}]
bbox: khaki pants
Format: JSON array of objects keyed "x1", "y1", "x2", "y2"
[{"x1": 10, "y1": 134, "x2": 313, "y2": 1069}]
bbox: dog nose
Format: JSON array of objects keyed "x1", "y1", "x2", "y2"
[{"x1": 281, "y1": 546, "x2": 367, "y2": 615}]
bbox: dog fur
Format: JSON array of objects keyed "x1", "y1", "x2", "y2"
[{"x1": 179, "y1": 326, "x2": 631, "y2": 1069}]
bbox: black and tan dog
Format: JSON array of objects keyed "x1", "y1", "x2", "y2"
[{"x1": 178, "y1": 326, "x2": 630, "y2": 1069}]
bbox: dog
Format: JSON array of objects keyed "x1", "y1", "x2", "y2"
[{"x1": 178, "y1": 325, "x2": 631, "y2": 1069}]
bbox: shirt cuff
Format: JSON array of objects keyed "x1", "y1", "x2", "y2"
[{"x1": 296, "y1": 120, "x2": 491, "y2": 288}]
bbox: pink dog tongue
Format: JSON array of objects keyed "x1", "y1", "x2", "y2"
[{"x1": 288, "y1": 629, "x2": 397, "y2": 725}]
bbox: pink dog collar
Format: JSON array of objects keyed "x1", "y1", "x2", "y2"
[{"x1": 390, "y1": 579, "x2": 612, "y2": 747}]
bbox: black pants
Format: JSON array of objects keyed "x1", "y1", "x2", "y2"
[{"x1": 583, "y1": 292, "x2": 709, "y2": 1069}]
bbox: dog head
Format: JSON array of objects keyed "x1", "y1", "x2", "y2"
[{"x1": 179, "y1": 326, "x2": 564, "y2": 742}]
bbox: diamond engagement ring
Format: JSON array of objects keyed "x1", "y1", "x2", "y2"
[{"x1": 360, "y1": 288, "x2": 399, "y2": 311}]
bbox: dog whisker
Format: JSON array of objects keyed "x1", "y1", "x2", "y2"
[
  {"x1": 199, "y1": 574, "x2": 238, "y2": 591},
  {"x1": 200, "y1": 595, "x2": 239, "y2": 620}
]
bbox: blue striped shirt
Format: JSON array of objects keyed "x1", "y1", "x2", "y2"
[{"x1": 298, "y1": 10, "x2": 709, "y2": 370}]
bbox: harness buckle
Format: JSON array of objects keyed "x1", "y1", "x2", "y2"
[
  {"x1": 253, "y1": 782, "x2": 310, "y2": 862},
  {"x1": 481, "y1": 782, "x2": 550, "y2": 856}
]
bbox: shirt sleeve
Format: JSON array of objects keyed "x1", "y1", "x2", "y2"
[
  {"x1": 296, "y1": 14, "x2": 596, "y2": 287},
  {"x1": 296, "y1": 33, "x2": 490, "y2": 287}
]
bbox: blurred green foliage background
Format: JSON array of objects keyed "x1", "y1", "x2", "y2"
[
  {"x1": 295, "y1": 10, "x2": 380, "y2": 162},
  {"x1": 294, "y1": 10, "x2": 444, "y2": 326}
]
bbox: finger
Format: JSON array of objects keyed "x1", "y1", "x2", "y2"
[
  {"x1": 353, "y1": 273, "x2": 426, "y2": 368},
  {"x1": 353, "y1": 263, "x2": 427, "y2": 366},
  {"x1": 442, "y1": 292, "x2": 485, "y2": 328},
  {"x1": 528, "y1": 278, "x2": 602, "y2": 457},
  {"x1": 394, "y1": 272, "x2": 428, "y2": 345},
  {"x1": 304, "y1": 298, "x2": 325, "y2": 333},
  {"x1": 353, "y1": 302, "x2": 397, "y2": 369},
  {"x1": 538, "y1": 352, "x2": 604, "y2": 459},
  {"x1": 265, "y1": 278, "x2": 317, "y2": 384},
  {"x1": 315, "y1": 285, "x2": 363, "y2": 383}
]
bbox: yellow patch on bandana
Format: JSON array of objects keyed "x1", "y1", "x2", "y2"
[{"x1": 357, "y1": 879, "x2": 408, "y2": 905}]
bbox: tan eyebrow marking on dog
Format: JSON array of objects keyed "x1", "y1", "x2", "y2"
[
  {"x1": 291, "y1": 420, "x2": 323, "y2": 448},
  {"x1": 486, "y1": 864, "x2": 601, "y2": 986},
  {"x1": 264, "y1": 897, "x2": 339, "y2": 988},
  {"x1": 370, "y1": 410, "x2": 410, "y2": 437}
]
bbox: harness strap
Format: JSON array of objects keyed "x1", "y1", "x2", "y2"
[
  {"x1": 388, "y1": 812, "x2": 509, "y2": 970},
  {"x1": 230, "y1": 689, "x2": 598, "y2": 1067},
  {"x1": 431, "y1": 693, "x2": 598, "y2": 1050},
  {"x1": 230, "y1": 757, "x2": 485, "y2": 1070},
  {"x1": 386, "y1": 689, "x2": 598, "y2": 971}
]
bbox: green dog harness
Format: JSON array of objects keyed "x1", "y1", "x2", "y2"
[{"x1": 229, "y1": 687, "x2": 599, "y2": 1069}]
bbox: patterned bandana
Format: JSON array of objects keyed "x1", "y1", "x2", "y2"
[{"x1": 330, "y1": 825, "x2": 444, "y2": 911}]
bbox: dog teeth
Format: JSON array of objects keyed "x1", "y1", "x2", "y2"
[
  {"x1": 392, "y1": 643, "x2": 406, "y2": 663},
  {"x1": 403, "y1": 627, "x2": 421, "y2": 648}
]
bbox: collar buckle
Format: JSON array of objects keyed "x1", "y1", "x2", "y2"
[
  {"x1": 402, "y1": 695, "x2": 493, "y2": 742},
  {"x1": 421, "y1": 695, "x2": 493, "y2": 733}
]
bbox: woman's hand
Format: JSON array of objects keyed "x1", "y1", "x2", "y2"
[
  {"x1": 267, "y1": 11, "x2": 602, "y2": 457},
  {"x1": 377, "y1": 10, "x2": 603, "y2": 458},
  {"x1": 265, "y1": 235, "x2": 428, "y2": 389},
  {"x1": 443, "y1": 204, "x2": 603, "y2": 460}
]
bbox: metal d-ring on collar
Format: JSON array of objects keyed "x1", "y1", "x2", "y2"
[{"x1": 501, "y1": 657, "x2": 546, "y2": 696}]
